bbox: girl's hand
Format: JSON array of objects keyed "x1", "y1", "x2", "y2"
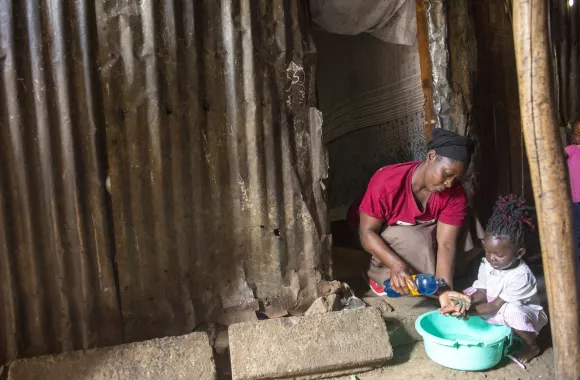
[{"x1": 438, "y1": 291, "x2": 471, "y2": 317}]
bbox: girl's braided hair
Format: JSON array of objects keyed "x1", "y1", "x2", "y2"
[{"x1": 485, "y1": 194, "x2": 535, "y2": 246}]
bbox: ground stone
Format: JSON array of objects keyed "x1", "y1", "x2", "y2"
[
  {"x1": 317, "y1": 280, "x2": 342, "y2": 297},
  {"x1": 363, "y1": 297, "x2": 394, "y2": 317},
  {"x1": 229, "y1": 307, "x2": 392, "y2": 380},
  {"x1": 305, "y1": 294, "x2": 342, "y2": 315},
  {"x1": 7, "y1": 332, "x2": 216, "y2": 380}
]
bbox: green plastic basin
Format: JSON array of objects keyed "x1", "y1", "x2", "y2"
[{"x1": 415, "y1": 310, "x2": 512, "y2": 371}]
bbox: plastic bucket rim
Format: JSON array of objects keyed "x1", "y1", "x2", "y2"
[{"x1": 415, "y1": 310, "x2": 511, "y2": 347}]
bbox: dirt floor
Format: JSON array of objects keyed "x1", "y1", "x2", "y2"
[
  {"x1": 333, "y1": 342, "x2": 554, "y2": 380},
  {"x1": 213, "y1": 244, "x2": 555, "y2": 379},
  {"x1": 330, "y1": 246, "x2": 555, "y2": 380}
]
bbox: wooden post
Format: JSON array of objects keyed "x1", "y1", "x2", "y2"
[
  {"x1": 415, "y1": 0, "x2": 435, "y2": 141},
  {"x1": 512, "y1": 1, "x2": 580, "y2": 378}
]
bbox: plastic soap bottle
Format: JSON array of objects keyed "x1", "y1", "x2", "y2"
[{"x1": 383, "y1": 273, "x2": 446, "y2": 298}]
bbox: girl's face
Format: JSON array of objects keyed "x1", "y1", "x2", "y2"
[{"x1": 483, "y1": 234, "x2": 525, "y2": 270}]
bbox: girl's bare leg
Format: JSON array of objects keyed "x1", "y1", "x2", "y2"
[{"x1": 513, "y1": 329, "x2": 541, "y2": 363}]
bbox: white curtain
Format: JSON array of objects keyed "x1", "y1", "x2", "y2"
[{"x1": 310, "y1": 0, "x2": 417, "y2": 46}]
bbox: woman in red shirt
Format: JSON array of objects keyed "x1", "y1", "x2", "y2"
[{"x1": 349, "y1": 128, "x2": 478, "y2": 311}]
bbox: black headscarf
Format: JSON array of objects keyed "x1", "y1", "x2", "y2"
[{"x1": 427, "y1": 128, "x2": 475, "y2": 164}]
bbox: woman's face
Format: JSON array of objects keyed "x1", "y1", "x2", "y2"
[
  {"x1": 424, "y1": 151, "x2": 466, "y2": 193},
  {"x1": 483, "y1": 234, "x2": 524, "y2": 270}
]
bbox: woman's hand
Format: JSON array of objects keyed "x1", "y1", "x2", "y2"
[
  {"x1": 389, "y1": 262, "x2": 417, "y2": 295},
  {"x1": 438, "y1": 290, "x2": 471, "y2": 317}
]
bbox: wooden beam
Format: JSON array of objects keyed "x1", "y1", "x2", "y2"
[
  {"x1": 512, "y1": 1, "x2": 580, "y2": 378},
  {"x1": 415, "y1": 0, "x2": 435, "y2": 141}
]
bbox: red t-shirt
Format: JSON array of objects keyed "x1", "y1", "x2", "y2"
[{"x1": 348, "y1": 161, "x2": 468, "y2": 228}]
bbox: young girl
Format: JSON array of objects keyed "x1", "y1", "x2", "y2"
[
  {"x1": 441, "y1": 195, "x2": 548, "y2": 363},
  {"x1": 565, "y1": 121, "x2": 580, "y2": 261}
]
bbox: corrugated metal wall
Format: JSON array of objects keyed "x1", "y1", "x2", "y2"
[
  {"x1": 0, "y1": 0, "x2": 330, "y2": 363},
  {"x1": 0, "y1": 0, "x2": 123, "y2": 362},
  {"x1": 550, "y1": 0, "x2": 580, "y2": 126}
]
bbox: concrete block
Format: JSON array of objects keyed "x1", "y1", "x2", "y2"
[
  {"x1": 229, "y1": 308, "x2": 392, "y2": 380},
  {"x1": 8, "y1": 332, "x2": 216, "y2": 380}
]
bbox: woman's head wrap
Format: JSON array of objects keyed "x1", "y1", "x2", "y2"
[{"x1": 427, "y1": 128, "x2": 475, "y2": 164}]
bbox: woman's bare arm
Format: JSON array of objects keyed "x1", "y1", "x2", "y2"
[
  {"x1": 435, "y1": 221, "x2": 461, "y2": 290},
  {"x1": 359, "y1": 213, "x2": 417, "y2": 294}
]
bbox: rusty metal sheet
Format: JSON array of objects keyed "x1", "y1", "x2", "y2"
[
  {"x1": 425, "y1": 0, "x2": 476, "y2": 136},
  {"x1": 1, "y1": 0, "x2": 330, "y2": 360},
  {"x1": 424, "y1": 0, "x2": 480, "y2": 205},
  {"x1": 97, "y1": 0, "x2": 330, "y2": 342},
  {"x1": 426, "y1": 0, "x2": 451, "y2": 130},
  {"x1": 0, "y1": 0, "x2": 123, "y2": 363}
]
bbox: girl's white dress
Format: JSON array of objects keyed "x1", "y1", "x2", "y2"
[{"x1": 464, "y1": 259, "x2": 548, "y2": 333}]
